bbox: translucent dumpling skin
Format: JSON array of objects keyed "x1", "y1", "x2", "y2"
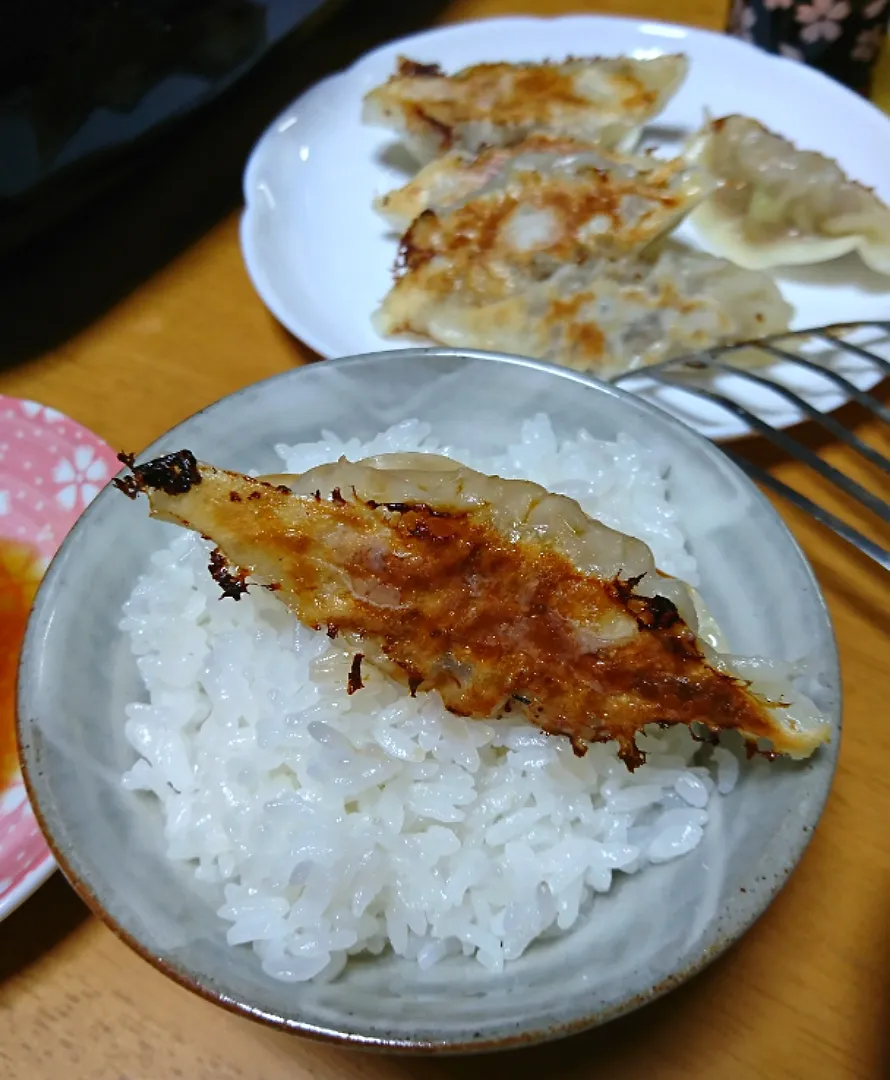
[
  {"x1": 117, "y1": 450, "x2": 829, "y2": 769},
  {"x1": 687, "y1": 114, "x2": 890, "y2": 275}
]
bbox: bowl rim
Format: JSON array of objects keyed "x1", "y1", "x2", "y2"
[{"x1": 17, "y1": 346, "x2": 842, "y2": 1053}]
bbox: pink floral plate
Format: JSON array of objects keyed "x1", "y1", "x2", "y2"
[{"x1": 0, "y1": 395, "x2": 119, "y2": 922}]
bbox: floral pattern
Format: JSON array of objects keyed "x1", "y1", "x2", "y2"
[
  {"x1": 739, "y1": 5, "x2": 759, "y2": 37},
  {"x1": 729, "y1": 0, "x2": 754, "y2": 37},
  {"x1": 797, "y1": 0, "x2": 851, "y2": 43},
  {"x1": 0, "y1": 394, "x2": 118, "y2": 922},
  {"x1": 779, "y1": 41, "x2": 806, "y2": 59},
  {"x1": 728, "y1": 0, "x2": 887, "y2": 94},
  {"x1": 852, "y1": 24, "x2": 886, "y2": 58},
  {"x1": 19, "y1": 401, "x2": 63, "y2": 424},
  {"x1": 52, "y1": 445, "x2": 110, "y2": 510}
]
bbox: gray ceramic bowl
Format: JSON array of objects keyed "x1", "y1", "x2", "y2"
[{"x1": 18, "y1": 349, "x2": 840, "y2": 1052}]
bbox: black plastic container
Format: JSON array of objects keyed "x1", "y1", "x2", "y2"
[{"x1": 0, "y1": 0, "x2": 339, "y2": 255}]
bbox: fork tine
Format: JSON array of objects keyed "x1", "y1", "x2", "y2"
[
  {"x1": 612, "y1": 322, "x2": 890, "y2": 569},
  {"x1": 700, "y1": 357, "x2": 890, "y2": 473},
  {"x1": 726, "y1": 451, "x2": 890, "y2": 573},
  {"x1": 813, "y1": 330, "x2": 890, "y2": 379},
  {"x1": 646, "y1": 370, "x2": 890, "y2": 523},
  {"x1": 755, "y1": 343, "x2": 890, "y2": 424}
]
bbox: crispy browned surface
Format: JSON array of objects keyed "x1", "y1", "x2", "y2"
[
  {"x1": 130, "y1": 458, "x2": 799, "y2": 768},
  {"x1": 398, "y1": 167, "x2": 688, "y2": 277},
  {"x1": 376, "y1": 135, "x2": 603, "y2": 225},
  {"x1": 386, "y1": 162, "x2": 704, "y2": 340},
  {"x1": 386, "y1": 57, "x2": 658, "y2": 129}
]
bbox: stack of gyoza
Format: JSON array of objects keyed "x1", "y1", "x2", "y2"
[{"x1": 363, "y1": 56, "x2": 890, "y2": 378}]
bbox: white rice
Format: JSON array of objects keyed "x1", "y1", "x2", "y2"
[{"x1": 120, "y1": 415, "x2": 737, "y2": 983}]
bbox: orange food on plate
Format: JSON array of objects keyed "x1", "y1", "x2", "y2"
[{"x1": 0, "y1": 539, "x2": 42, "y2": 785}]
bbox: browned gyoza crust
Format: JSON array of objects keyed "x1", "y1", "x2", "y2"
[
  {"x1": 117, "y1": 450, "x2": 828, "y2": 769},
  {"x1": 362, "y1": 55, "x2": 689, "y2": 161}
]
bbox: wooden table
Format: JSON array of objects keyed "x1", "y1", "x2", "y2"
[{"x1": 2, "y1": 2, "x2": 889, "y2": 1077}]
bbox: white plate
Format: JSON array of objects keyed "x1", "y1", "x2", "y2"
[{"x1": 240, "y1": 15, "x2": 890, "y2": 441}]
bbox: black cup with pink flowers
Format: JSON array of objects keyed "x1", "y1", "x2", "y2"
[{"x1": 727, "y1": 0, "x2": 888, "y2": 94}]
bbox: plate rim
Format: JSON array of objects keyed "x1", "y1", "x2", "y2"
[
  {"x1": 0, "y1": 847, "x2": 56, "y2": 923},
  {"x1": 239, "y1": 12, "x2": 890, "y2": 442},
  {"x1": 0, "y1": 393, "x2": 119, "y2": 922}
]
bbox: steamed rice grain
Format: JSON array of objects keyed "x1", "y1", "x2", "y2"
[{"x1": 120, "y1": 416, "x2": 738, "y2": 983}]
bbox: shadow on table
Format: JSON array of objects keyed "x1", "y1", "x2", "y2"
[
  {"x1": 860, "y1": 866, "x2": 890, "y2": 1080},
  {"x1": 0, "y1": 0, "x2": 452, "y2": 369},
  {"x1": 880, "y1": 902, "x2": 890, "y2": 1080},
  {"x1": 0, "y1": 872, "x2": 89, "y2": 982}
]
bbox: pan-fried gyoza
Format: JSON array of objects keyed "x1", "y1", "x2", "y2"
[
  {"x1": 117, "y1": 450, "x2": 829, "y2": 769},
  {"x1": 362, "y1": 54, "x2": 689, "y2": 163}
]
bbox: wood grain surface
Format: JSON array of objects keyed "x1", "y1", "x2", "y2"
[{"x1": 2, "y1": 2, "x2": 889, "y2": 1077}]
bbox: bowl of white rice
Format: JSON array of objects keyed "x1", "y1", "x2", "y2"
[{"x1": 18, "y1": 348, "x2": 840, "y2": 1052}]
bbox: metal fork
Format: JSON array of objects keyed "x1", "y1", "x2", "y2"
[{"x1": 613, "y1": 322, "x2": 890, "y2": 572}]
